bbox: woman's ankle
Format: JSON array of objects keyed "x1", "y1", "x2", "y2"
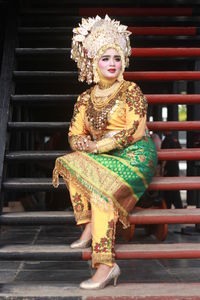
[
  {"x1": 80, "y1": 222, "x2": 92, "y2": 240},
  {"x1": 92, "y1": 264, "x2": 112, "y2": 282}
]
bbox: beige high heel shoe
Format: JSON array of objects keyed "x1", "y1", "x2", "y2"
[
  {"x1": 70, "y1": 238, "x2": 91, "y2": 249},
  {"x1": 80, "y1": 263, "x2": 120, "y2": 290}
]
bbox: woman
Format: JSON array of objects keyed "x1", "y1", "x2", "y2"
[{"x1": 53, "y1": 15, "x2": 157, "y2": 289}]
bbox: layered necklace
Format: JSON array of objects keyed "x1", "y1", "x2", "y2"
[{"x1": 86, "y1": 80, "x2": 125, "y2": 132}]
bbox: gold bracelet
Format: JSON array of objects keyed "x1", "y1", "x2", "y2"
[
  {"x1": 92, "y1": 143, "x2": 98, "y2": 154},
  {"x1": 97, "y1": 138, "x2": 116, "y2": 153}
]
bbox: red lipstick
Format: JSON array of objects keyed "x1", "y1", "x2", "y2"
[{"x1": 108, "y1": 68, "x2": 116, "y2": 73}]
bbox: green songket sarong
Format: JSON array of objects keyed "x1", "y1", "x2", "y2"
[{"x1": 53, "y1": 136, "x2": 157, "y2": 228}]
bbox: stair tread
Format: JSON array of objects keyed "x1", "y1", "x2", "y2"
[
  {"x1": 15, "y1": 47, "x2": 200, "y2": 57},
  {"x1": 0, "y1": 208, "x2": 200, "y2": 225},
  {"x1": 1, "y1": 243, "x2": 199, "y2": 252},
  {"x1": 19, "y1": 7, "x2": 195, "y2": 15},
  {"x1": 19, "y1": 16, "x2": 200, "y2": 28},
  {"x1": 5, "y1": 149, "x2": 200, "y2": 161},
  {"x1": 11, "y1": 94, "x2": 200, "y2": 104},
  {"x1": 13, "y1": 71, "x2": 200, "y2": 81},
  {"x1": 18, "y1": 25, "x2": 200, "y2": 34},
  {"x1": 11, "y1": 94, "x2": 77, "y2": 99},
  {"x1": 2, "y1": 177, "x2": 200, "y2": 190},
  {"x1": 7, "y1": 121, "x2": 200, "y2": 131},
  {"x1": 0, "y1": 243, "x2": 200, "y2": 260},
  {"x1": 1, "y1": 282, "x2": 200, "y2": 298}
]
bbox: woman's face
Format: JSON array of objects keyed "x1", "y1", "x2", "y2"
[{"x1": 98, "y1": 48, "x2": 122, "y2": 79}]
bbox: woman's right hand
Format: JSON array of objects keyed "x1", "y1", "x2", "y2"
[{"x1": 75, "y1": 136, "x2": 92, "y2": 152}]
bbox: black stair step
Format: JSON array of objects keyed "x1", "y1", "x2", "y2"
[
  {"x1": 0, "y1": 208, "x2": 200, "y2": 225},
  {"x1": 13, "y1": 71, "x2": 76, "y2": 78},
  {"x1": 7, "y1": 122, "x2": 69, "y2": 130},
  {"x1": 18, "y1": 36, "x2": 200, "y2": 49},
  {"x1": 5, "y1": 151, "x2": 67, "y2": 160},
  {"x1": 11, "y1": 94, "x2": 77, "y2": 104},
  {"x1": 15, "y1": 47, "x2": 200, "y2": 57},
  {"x1": 18, "y1": 27, "x2": 72, "y2": 34},
  {"x1": 20, "y1": 7, "x2": 200, "y2": 16},
  {"x1": 13, "y1": 71, "x2": 200, "y2": 81},
  {"x1": 11, "y1": 94, "x2": 200, "y2": 105},
  {"x1": 19, "y1": 15, "x2": 200, "y2": 25},
  {"x1": 5, "y1": 149, "x2": 200, "y2": 161},
  {"x1": 18, "y1": 26, "x2": 200, "y2": 35},
  {"x1": 2, "y1": 177, "x2": 200, "y2": 191},
  {"x1": 15, "y1": 48, "x2": 69, "y2": 54},
  {"x1": 0, "y1": 243, "x2": 200, "y2": 261},
  {"x1": 7, "y1": 121, "x2": 200, "y2": 131},
  {"x1": 17, "y1": 0, "x2": 200, "y2": 6},
  {"x1": 0, "y1": 211, "x2": 75, "y2": 225},
  {"x1": 19, "y1": 15, "x2": 200, "y2": 28},
  {"x1": 20, "y1": 8, "x2": 78, "y2": 15}
]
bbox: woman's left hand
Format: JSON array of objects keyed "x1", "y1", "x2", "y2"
[{"x1": 86, "y1": 141, "x2": 97, "y2": 153}]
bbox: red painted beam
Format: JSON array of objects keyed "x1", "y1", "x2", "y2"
[
  {"x1": 115, "y1": 244, "x2": 200, "y2": 260},
  {"x1": 82, "y1": 243, "x2": 200, "y2": 260},
  {"x1": 128, "y1": 27, "x2": 197, "y2": 36},
  {"x1": 124, "y1": 71, "x2": 200, "y2": 81},
  {"x1": 132, "y1": 48, "x2": 200, "y2": 57},
  {"x1": 146, "y1": 94, "x2": 200, "y2": 104},
  {"x1": 147, "y1": 121, "x2": 200, "y2": 131},
  {"x1": 149, "y1": 176, "x2": 200, "y2": 191},
  {"x1": 79, "y1": 8, "x2": 193, "y2": 17},
  {"x1": 129, "y1": 208, "x2": 200, "y2": 224},
  {"x1": 157, "y1": 149, "x2": 200, "y2": 160},
  {"x1": 157, "y1": 149, "x2": 200, "y2": 161}
]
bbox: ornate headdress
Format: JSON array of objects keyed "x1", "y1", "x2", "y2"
[{"x1": 71, "y1": 15, "x2": 132, "y2": 84}]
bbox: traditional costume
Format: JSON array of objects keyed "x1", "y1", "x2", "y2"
[{"x1": 52, "y1": 15, "x2": 157, "y2": 268}]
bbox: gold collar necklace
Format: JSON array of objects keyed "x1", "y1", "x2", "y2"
[
  {"x1": 91, "y1": 80, "x2": 124, "y2": 110},
  {"x1": 95, "y1": 81, "x2": 122, "y2": 98}
]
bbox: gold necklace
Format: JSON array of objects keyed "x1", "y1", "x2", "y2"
[
  {"x1": 86, "y1": 81, "x2": 125, "y2": 131},
  {"x1": 95, "y1": 81, "x2": 121, "y2": 98},
  {"x1": 98, "y1": 78, "x2": 116, "y2": 89},
  {"x1": 91, "y1": 81, "x2": 124, "y2": 110}
]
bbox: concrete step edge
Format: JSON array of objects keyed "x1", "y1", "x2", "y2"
[
  {"x1": 1, "y1": 282, "x2": 200, "y2": 299},
  {"x1": 0, "y1": 243, "x2": 200, "y2": 260}
]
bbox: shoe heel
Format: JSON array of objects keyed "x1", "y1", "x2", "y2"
[{"x1": 113, "y1": 275, "x2": 119, "y2": 287}]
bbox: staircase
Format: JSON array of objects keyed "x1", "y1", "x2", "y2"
[{"x1": 0, "y1": 0, "x2": 200, "y2": 298}]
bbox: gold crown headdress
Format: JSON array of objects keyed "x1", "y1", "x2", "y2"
[{"x1": 71, "y1": 15, "x2": 132, "y2": 84}]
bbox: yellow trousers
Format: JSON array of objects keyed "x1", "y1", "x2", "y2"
[{"x1": 68, "y1": 180, "x2": 118, "y2": 268}]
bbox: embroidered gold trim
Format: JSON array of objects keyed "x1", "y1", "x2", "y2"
[
  {"x1": 92, "y1": 253, "x2": 115, "y2": 268},
  {"x1": 75, "y1": 210, "x2": 91, "y2": 225},
  {"x1": 52, "y1": 153, "x2": 132, "y2": 228}
]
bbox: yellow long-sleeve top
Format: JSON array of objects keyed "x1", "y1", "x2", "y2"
[{"x1": 68, "y1": 80, "x2": 148, "y2": 153}]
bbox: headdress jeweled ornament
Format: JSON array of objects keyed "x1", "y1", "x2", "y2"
[{"x1": 71, "y1": 15, "x2": 132, "y2": 84}]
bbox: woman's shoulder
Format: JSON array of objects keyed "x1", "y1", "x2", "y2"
[
  {"x1": 76, "y1": 86, "x2": 93, "y2": 105},
  {"x1": 123, "y1": 81, "x2": 143, "y2": 95}
]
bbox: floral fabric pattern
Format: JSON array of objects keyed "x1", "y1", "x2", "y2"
[
  {"x1": 72, "y1": 193, "x2": 84, "y2": 213},
  {"x1": 93, "y1": 220, "x2": 115, "y2": 254}
]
